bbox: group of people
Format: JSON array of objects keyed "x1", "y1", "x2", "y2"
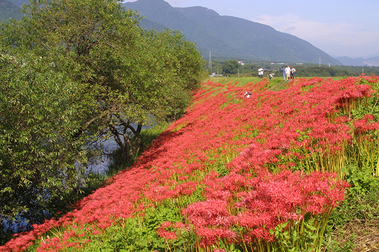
[
  {"x1": 281, "y1": 65, "x2": 296, "y2": 80},
  {"x1": 258, "y1": 68, "x2": 275, "y2": 79},
  {"x1": 258, "y1": 66, "x2": 296, "y2": 80},
  {"x1": 258, "y1": 68, "x2": 265, "y2": 78}
]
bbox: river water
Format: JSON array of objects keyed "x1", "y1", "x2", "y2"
[{"x1": 86, "y1": 137, "x2": 119, "y2": 174}]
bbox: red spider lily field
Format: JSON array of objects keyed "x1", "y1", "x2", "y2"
[{"x1": 2, "y1": 76, "x2": 379, "y2": 252}]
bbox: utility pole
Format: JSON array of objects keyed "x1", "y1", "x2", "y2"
[{"x1": 208, "y1": 51, "x2": 212, "y2": 70}]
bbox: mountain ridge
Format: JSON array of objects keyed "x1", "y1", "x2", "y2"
[
  {"x1": 335, "y1": 56, "x2": 379, "y2": 67},
  {"x1": 5, "y1": 0, "x2": 365, "y2": 65},
  {"x1": 123, "y1": 0, "x2": 341, "y2": 65}
]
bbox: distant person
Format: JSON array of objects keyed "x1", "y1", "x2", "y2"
[
  {"x1": 258, "y1": 68, "x2": 264, "y2": 78},
  {"x1": 281, "y1": 67, "x2": 286, "y2": 79},
  {"x1": 291, "y1": 67, "x2": 296, "y2": 79},
  {"x1": 268, "y1": 73, "x2": 274, "y2": 79},
  {"x1": 285, "y1": 65, "x2": 291, "y2": 80}
]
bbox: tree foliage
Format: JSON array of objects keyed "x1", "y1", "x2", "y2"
[
  {"x1": 210, "y1": 58, "x2": 379, "y2": 78},
  {"x1": 222, "y1": 59, "x2": 239, "y2": 75},
  {"x1": 0, "y1": 48, "x2": 91, "y2": 230},
  {"x1": 0, "y1": 0, "x2": 204, "y2": 232}
]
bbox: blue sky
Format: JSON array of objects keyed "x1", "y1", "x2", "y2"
[{"x1": 125, "y1": 0, "x2": 379, "y2": 58}]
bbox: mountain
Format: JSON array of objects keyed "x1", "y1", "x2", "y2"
[
  {"x1": 2, "y1": 0, "x2": 341, "y2": 65},
  {"x1": 0, "y1": 0, "x2": 23, "y2": 21},
  {"x1": 335, "y1": 56, "x2": 379, "y2": 66},
  {"x1": 5, "y1": 0, "x2": 26, "y2": 7},
  {"x1": 123, "y1": 0, "x2": 341, "y2": 65},
  {"x1": 124, "y1": 0, "x2": 241, "y2": 59}
]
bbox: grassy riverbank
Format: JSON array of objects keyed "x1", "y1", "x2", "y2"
[{"x1": 2, "y1": 76, "x2": 379, "y2": 252}]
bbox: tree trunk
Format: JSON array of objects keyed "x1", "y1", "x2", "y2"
[{"x1": 109, "y1": 121, "x2": 143, "y2": 166}]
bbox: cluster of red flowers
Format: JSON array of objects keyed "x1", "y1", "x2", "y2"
[
  {"x1": 353, "y1": 114, "x2": 379, "y2": 135},
  {"x1": 2, "y1": 76, "x2": 378, "y2": 251},
  {"x1": 182, "y1": 170, "x2": 347, "y2": 246}
]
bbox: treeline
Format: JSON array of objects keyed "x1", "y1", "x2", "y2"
[
  {"x1": 289, "y1": 65, "x2": 379, "y2": 77},
  {"x1": 213, "y1": 59, "x2": 379, "y2": 77},
  {"x1": 0, "y1": 0, "x2": 205, "y2": 243}
]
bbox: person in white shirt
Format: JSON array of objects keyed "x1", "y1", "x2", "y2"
[
  {"x1": 258, "y1": 68, "x2": 264, "y2": 78},
  {"x1": 285, "y1": 66, "x2": 291, "y2": 80}
]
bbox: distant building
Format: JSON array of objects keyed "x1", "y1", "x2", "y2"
[
  {"x1": 210, "y1": 73, "x2": 223, "y2": 77},
  {"x1": 238, "y1": 61, "x2": 245, "y2": 65}
]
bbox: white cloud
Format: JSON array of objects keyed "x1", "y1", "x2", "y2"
[{"x1": 254, "y1": 14, "x2": 379, "y2": 57}]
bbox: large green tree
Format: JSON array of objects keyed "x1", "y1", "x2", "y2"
[
  {"x1": 222, "y1": 59, "x2": 239, "y2": 75},
  {"x1": 0, "y1": 48, "x2": 92, "y2": 233},
  {"x1": 0, "y1": 0, "x2": 203, "y2": 233},
  {"x1": 108, "y1": 28, "x2": 204, "y2": 161}
]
